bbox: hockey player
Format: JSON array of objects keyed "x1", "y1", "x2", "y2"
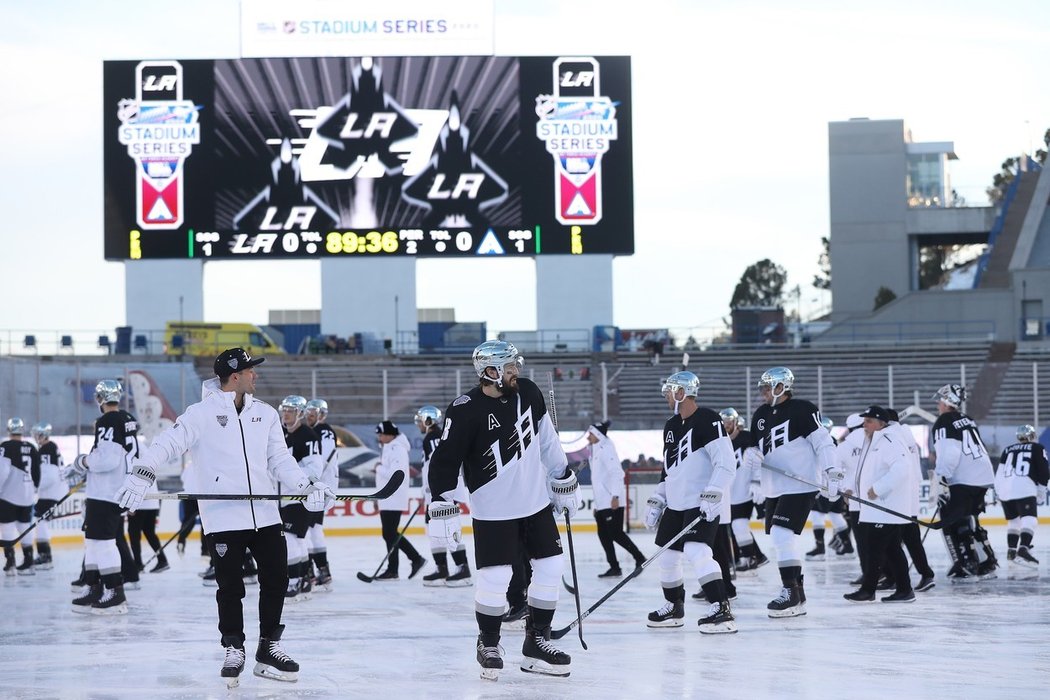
[
  {"x1": 928, "y1": 384, "x2": 996, "y2": 581},
  {"x1": 279, "y1": 395, "x2": 323, "y2": 601},
  {"x1": 31, "y1": 422, "x2": 63, "y2": 569},
  {"x1": 417, "y1": 405, "x2": 471, "y2": 587},
  {"x1": 63, "y1": 381, "x2": 138, "y2": 613},
  {"x1": 807, "y1": 416, "x2": 853, "y2": 559},
  {"x1": 995, "y1": 424, "x2": 1048, "y2": 572},
  {"x1": 304, "y1": 399, "x2": 337, "y2": 591},
  {"x1": 0, "y1": 418, "x2": 40, "y2": 575},
  {"x1": 744, "y1": 367, "x2": 841, "y2": 618},
  {"x1": 115, "y1": 348, "x2": 334, "y2": 687},
  {"x1": 374, "y1": 420, "x2": 426, "y2": 580},
  {"x1": 644, "y1": 372, "x2": 737, "y2": 633},
  {"x1": 842, "y1": 406, "x2": 916, "y2": 603},
  {"x1": 587, "y1": 420, "x2": 645, "y2": 578},
  {"x1": 724, "y1": 408, "x2": 769, "y2": 574},
  {"x1": 427, "y1": 340, "x2": 574, "y2": 680}
]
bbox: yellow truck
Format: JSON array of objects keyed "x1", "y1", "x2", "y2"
[{"x1": 164, "y1": 322, "x2": 285, "y2": 356}]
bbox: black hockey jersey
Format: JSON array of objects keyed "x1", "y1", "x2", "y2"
[
  {"x1": 749, "y1": 397, "x2": 835, "y2": 497},
  {"x1": 429, "y1": 377, "x2": 566, "y2": 520},
  {"x1": 931, "y1": 410, "x2": 993, "y2": 486},
  {"x1": 995, "y1": 441, "x2": 1049, "y2": 501},
  {"x1": 657, "y1": 407, "x2": 735, "y2": 510},
  {"x1": 283, "y1": 423, "x2": 321, "y2": 478}
]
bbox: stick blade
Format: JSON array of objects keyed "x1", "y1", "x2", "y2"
[
  {"x1": 355, "y1": 572, "x2": 374, "y2": 583},
  {"x1": 550, "y1": 626, "x2": 571, "y2": 640}
]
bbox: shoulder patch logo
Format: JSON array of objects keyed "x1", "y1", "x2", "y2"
[
  {"x1": 452, "y1": 394, "x2": 471, "y2": 407},
  {"x1": 488, "y1": 414, "x2": 501, "y2": 430},
  {"x1": 216, "y1": 415, "x2": 228, "y2": 427}
]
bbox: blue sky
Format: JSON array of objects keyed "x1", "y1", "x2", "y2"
[{"x1": 2, "y1": 0, "x2": 1048, "y2": 342}]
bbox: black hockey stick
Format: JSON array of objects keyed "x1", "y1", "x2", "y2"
[
  {"x1": 549, "y1": 372, "x2": 586, "y2": 650},
  {"x1": 356, "y1": 503, "x2": 421, "y2": 583},
  {"x1": 759, "y1": 463, "x2": 942, "y2": 530},
  {"x1": 0, "y1": 482, "x2": 82, "y2": 548},
  {"x1": 551, "y1": 512, "x2": 708, "y2": 641},
  {"x1": 147, "y1": 470, "x2": 405, "y2": 502}
]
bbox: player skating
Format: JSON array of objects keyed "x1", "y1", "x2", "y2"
[
  {"x1": 995, "y1": 424, "x2": 1048, "y2": 575},
  {"x1": 417, "y1": 405, "x2": 471, "y2": 587}
]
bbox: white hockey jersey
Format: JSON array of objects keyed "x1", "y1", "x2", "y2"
[{"x1": 931, "y1": 410, "x2": 993, "y2": 487}]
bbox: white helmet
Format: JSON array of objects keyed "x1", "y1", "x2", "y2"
[
  {"x1": 31, "y1": 422, "x2": 52, "y2": 441},
  {"x1": 305, "y1": 399, "x2": 328, "y2": 421},
  {"x1": 472, "y1": 340, "x2": 524, "y2": 385},
  {"x1": 1017, "y1": 424, "x2": 1037, "y2": 442},
  {"x1": 661, "y1": 371, "x2": 700, "y2": 399},
  {"x1": 7, "y1": 417, "x2": 25, "y2": 435},
  {"x1": 95, "y1": 379, "x2": 123, "y2": 406},
  {"x1": 758, "y1": 367, "x2": 794, "y2": 405},
  {"x1": 933, "y1": 384, "x2": 965, "y2": 409},
  {"x1": 279, "y1": 395, "x2": 308, "y2": 421},
  {"x1": 415, "y1": 405, "x2": 443, "y2": 431},
  {"x1": 719, "y1": 407, "x2": 739, "y2": 423}
]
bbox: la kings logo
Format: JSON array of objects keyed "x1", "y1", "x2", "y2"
[
  {"x1": 665, "y1": 429, "x2": 693, "y2": 473},
  {"x1": 486, "y1": 406, "x2": 537, "y2": 476},
  {"x1": 762, "y1": 422, "x2": 789, "y2": 455}
]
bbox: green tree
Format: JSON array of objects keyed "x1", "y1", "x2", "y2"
[
  {"x1": 873, "y1": 286, "x2": 897, "y2": 310},
  {"x1": 813, "y1": 236, "x2": 831, "y2": 291},
  {"x1": 730, "y1": 259, "x2": 787, "y2": 308}
]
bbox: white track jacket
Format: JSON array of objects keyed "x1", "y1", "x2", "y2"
[{"x1": 134, "y1": 378, "x2": 310, "y2": 534}]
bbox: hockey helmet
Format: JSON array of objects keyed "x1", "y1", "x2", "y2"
[
  {"x1": 7, "y1": 417, "x2": 25, "y2": 435},
  {"x1": 661, "y1": 371, "x2": 700, "y2": 399},
  {"x1": 472, "y1": 340, "x2": 524, "y2": 382},
  {"x1": 305, "y1": 399, "x2": 329, "y2": 421},
  {"x1": 95, "y1": 379, "x2": 123, "y2": 406},
  {"x1": 31, "y1": 422, "x2": 52, "y2": 441},
  {"x1": 1017, "y1": 424, "x2": 1037, "y2": 442},
  {"x1": 933, "y1": 383, "x2": 966, "y2": 409},
  {"x1": 415, "y1": 405, "x2": 443, "y2": 431},
  {"x1": 758, "y1": 367, "x2": 794, "y2": 405},
  {"x1": 820, "y1": 416, "x2": 834, "y2": 431},
  {"x1": 279, "y1": 395, "x2": 307, "y2": 420}
]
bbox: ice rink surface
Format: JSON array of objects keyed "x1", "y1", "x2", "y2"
[{"x1": 1, "y1": 524, "x2": 1046, "y2": 700}]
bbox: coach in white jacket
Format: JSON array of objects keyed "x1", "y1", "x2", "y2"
[
  {"x1": 115, "y1": 348, "x2": 334, "y2": 684},
  {"x1": 587, "y1": 421, "x2": 645, "y2": 577},
  {"x1": 843, "y1": 406, "x2": 915, "y2": 604},
  {"x1": 373, "y1": 420, "x2": 425, "y2": 581}
]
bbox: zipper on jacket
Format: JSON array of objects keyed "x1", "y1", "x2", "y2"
[{"x1": 238, "y1": 420, "x2": 258, "y2": 530}]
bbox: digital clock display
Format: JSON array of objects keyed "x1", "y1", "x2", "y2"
[{"x1": 103, "y1": 55, "x2": 634, "y2": 260}]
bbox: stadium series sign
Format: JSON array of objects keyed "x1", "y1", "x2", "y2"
[{"x1": 103, "y1": 55, "x2": 633, "y2": 260}]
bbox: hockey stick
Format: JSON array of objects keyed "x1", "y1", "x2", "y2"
[
  {"x1": 146, "y1": 470, "x2": 405, "y2": 502},
  {"x1": 549, "y1": 372, "x2": 587, "y2": 650},
  {"x1": 0, "y1": 482, "x2": 83, "y2": 548},
  {"x1": 551, "y1": 512, "x2": 708, "y2": 641},
  {"x1": 759, "y1": 463, "x2": 941, "y2": 530},
  {"x1": 356, "y1": 502, "x2": 421, "y2": 583}
]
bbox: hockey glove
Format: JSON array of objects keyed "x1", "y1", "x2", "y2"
[
  {"x1": 427, "y1": 500, "x2": 462, "y2": 549},
  {"x1": 698, "y1": 488, "x2": 723, "y2": 521},
  {"x1": 823, "y1": 466, "x2": 845, "y2": 499},
  {"x1": 932, "y1": 475, "x2": 951, "y2": 508},
  {"x1": 302, "y1": 477, "x2": 336, "y2": 512},
  {"x1": 62, "y1": 454, "x2": 89, "y2": 488},
  {"x1": 644, "y1": 493, "x2": 666, "y2": 530},
  {"x1": 550, "y1": 470, "x2": 579, "y2": 518},
  {"x1": 1038, "y1": 484, "x2": 1048, "y2": 504},
  {"x1": 749, "y1": 480, "x2": 764, "y2": 505},
  {"x1": 115, "y1": 464, "x2": 156, "y2": 511}
]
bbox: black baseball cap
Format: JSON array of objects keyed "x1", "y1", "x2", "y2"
[
  {"x1": 214, "y1": 347, "x2": 265, "y2": 378},
  {"x1": 376, "y1": 420, "x2": 399, "y2": 436},
  {"x1": 859, "y1": 405, "x2": 891, "y2": 423}
]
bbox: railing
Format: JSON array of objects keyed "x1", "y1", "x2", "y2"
[{"x1": 816, "y1": 320, "x2": 996, "y2": 343}]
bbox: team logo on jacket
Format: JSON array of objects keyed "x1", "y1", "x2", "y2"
[
  {"x1": 216, "y1": 415, "x2": 228, "y2": 427},
  {"x1": 215, "y1": 544, "x2": 228, "y2": 557}
]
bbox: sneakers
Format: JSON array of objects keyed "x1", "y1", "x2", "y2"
[
  {"x1": 881, "y1": 590, "x2": 916, "y2": 603},
  {"x1": 422, "y1": 567, "x2": 448, "y2": 587},
  {"x1": 476, "y1": 633, "x2": 504, "y2": 681},
  {"x1": 1015, "y1": 546, "x2": 1039, "y2": 569},
  {"x1": 254, "y1": 625, "x2": 299, "y2": 683},
  {"x1": 91, "y1": 585, "x2": 128, "y2": 615},
  {"x1": 767, "y1": 584, "x2": 805, "y2": 617},
  {"x1": 843, "y1": 589, "x2": 876, "y2": 603},
  {"x1": 150, "y1": 558, "x2": 170, "y2": 574},
  {"x1": 915, "y1": 575, "x2": 936, "y2": 592},
  {"x1": 521, "y1": 622, "x2": 571, "y2": 677},
  {"x1": 71, "y1": 584, "x2": 102, "y2": 613},
  {"x1": 647, "y1": 600, "x2": 685, "y2": 628},
  {"x1": 408, "y1": 558, "x2": 427, "y2": 580},
  {"x1": 598, "y1": 567, "x2": 623, "y2": 578},
  {"x1": 876, "y1": 577, "x2": 895, "y2": 591},
  {"x1": 697, "y1": 601, "x2": 737, "y2": 634},
  {"x1": 221, "y1": 640, "x2": 246, "y2": 688},
  {"x1": 502, "y1": 603, "x2": 528, "y2": 630},
  {"x1": 446, "y1": 564, "x2": 472, "y2": 587},
  {"x1": 374, "y1": 569, "x2": 399, "y2": 582},
  {"x1": 805, "y1": 543, "x2": 825, "y2": 560}
]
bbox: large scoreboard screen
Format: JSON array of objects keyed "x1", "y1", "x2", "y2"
[{"x1": 102, "y1": 55, "x2": 633, "y2": 260}]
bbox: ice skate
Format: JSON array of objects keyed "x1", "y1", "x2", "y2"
[
  {"x1": 422, "y1": 565, "x2": 448, "y2": 587},
  {"x1": 476, "y1": 633, "x2": 503, "y2": 681},
  {"x1": 15, "y1": 559, "x2": 34, "y2": 576},
  {"x1": 220, "y1": 639, "x2": 245, "y2": 689},
  {"x1": 502, "y1": 603, "x2": 528, "y2": 630},
  {"x1": 33, "y1": 552, "x2": 53, "y2": 571},
  {"x1": 805, "y1": 543, "x2": 825, "y2": 561},
  {"x1": 446, "y1": 563, "x2": 472, "y2": 587},
  {"x1": 647, "y1": 600, "x2": 685, "y2": 628},
  {"x1": 71, "y1": 583, "x2": 101, "y2": 614},
  {"x1": 1015, "y1": 546, "x2": 1039, "y2": 569},
  {"x1": 315, "y1": 566, "x2": 333, "y2": 591},
  {"x1": 520, "y1": 621, "x2": 571, "y2": 677},
  {"x1": 254, "y1": 625, "x2": 299, "y2": 683},
  {"x1": 767, "y1": 584, "x2": 805, "y2": 618},
  {"x1": 697, "y1": 601, "x2": 737, "y2": 634},
  {"x1": 90, "y1": 585, "x2": 128, "y2": 615}
]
